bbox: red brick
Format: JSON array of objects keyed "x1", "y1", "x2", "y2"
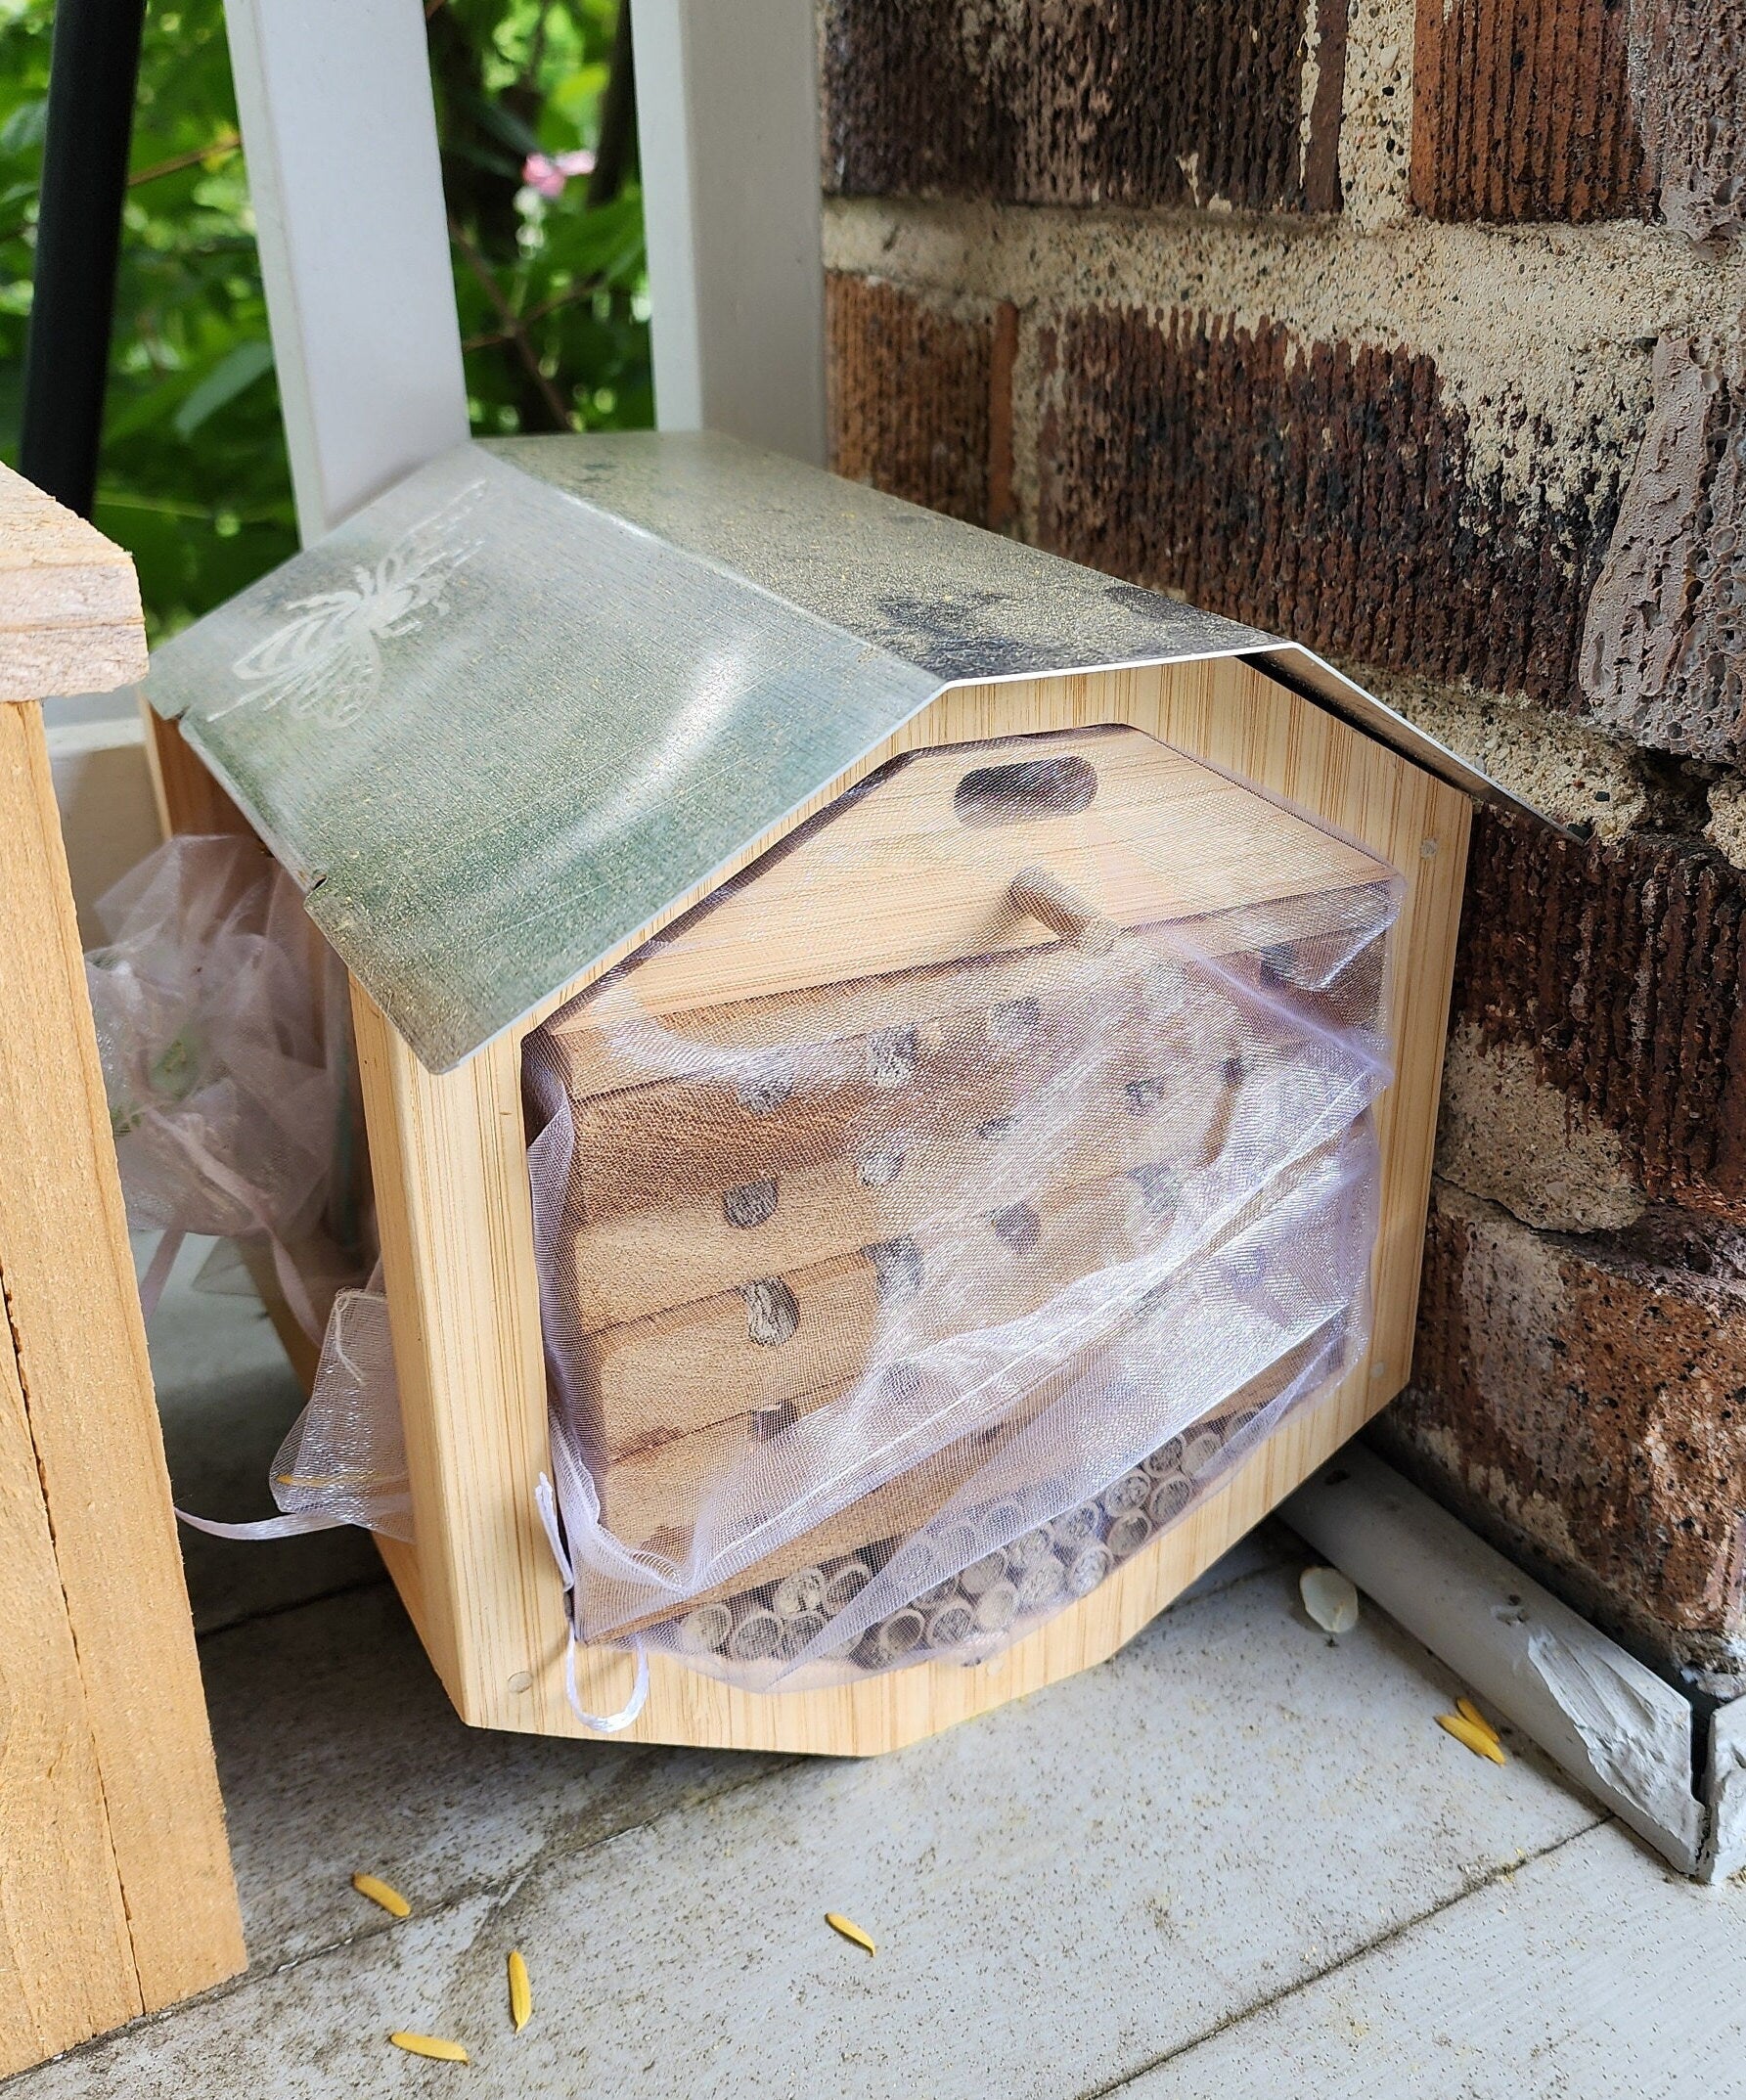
[
  {"x1": 1581, "y1": 335, "x2": 1746, "y2": 762},
  {"x1": 1410, "y1": 0, "x2": 1647, "y2": 225},
  {"x1": 1635, "y1": 0, "x2": 1746, "y2": 244},
  {"x1": 820, "y1": 0, "x2": 1346, "y2": 214},
  {"x1": 1377, "y1": 1184, "x2": 1746, "y2": 1692},
  {"x1": 1455, "y1": 811, "x2": 1746, "y2": 1222},
  {"x1": 1410, "y1": 0, "x2": 1746, "y2": 237},
  {"x1": 1034, "y1": 308, "x2": 1624, "y2": 709},
  {"x1": 827, "y1": 275, "x2": 997, "y2": 526}
]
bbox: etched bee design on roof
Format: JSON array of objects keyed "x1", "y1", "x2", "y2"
[{"x1": 213, "y1": 480, "x2": 486, "y2": 726}]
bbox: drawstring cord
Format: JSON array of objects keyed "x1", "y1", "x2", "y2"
[
  {"x1": 141, "y1": 1226, "x2": 349, "y2": 1539},
  {"x1": 536, "y1": 1473, "x2": 649, "y2": 1733}
]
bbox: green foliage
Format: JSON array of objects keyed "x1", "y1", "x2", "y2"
[
  {"x1": 0, "y1": 0, "x2": 648, "y2": 642},
  {"x1": 431, "y1": 0, "x2": 651, "y2": 441}
]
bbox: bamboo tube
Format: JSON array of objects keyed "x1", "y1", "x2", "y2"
[
  {"x1": 1181, "y1": 1429, "x2": 1224, "y2": 1479},
  {"x1": 1145, "y1": 1435, "x2": 1186, "y2": 1478},
  {"x1": 674, "y1": 1600, "x2": 733, "y2": 1655},
  {"x1": 979, "y1": 1496, "x2": 1027, "y2": 1544},
  {"x1": 931, "y1": 1516, "x2": 981, "y2": 1569},
  {"x1": 971, "y1": 1580, "x2": 1019, "y2": 1634},
  {"x1": 726, "y1": 1603, "x2": 783, "y2": 1663},
  {"x1": 1006, "y1": 1527, "x2": 1054, "y2": 1572},
  {"x1": 772, "y1": 1567, "x2": 826, "y2": 1618},
  {"x1": 1015, "y1": 1553, "x2": 1067, "y2": 1613},
  {"x1": 778, "y1": 1610, "x2": 827, "y2": 1661},
  {"x1": 1106, "y1": 1509, "x2": 1154, "y2": 1560},
  {"x1": 924, "y1": 1597, "x2": 975, "y2": 1650},
  {"x1": 1051, "y1": 1503, "x2": 1101, "y2": 1551},
  {"x1": 958, "y1": 1550, "x2": 1008, "y2": 1598},
  {"x1": 1100, "y1": 1469, "x2": 1151, "y2": 1518},
  {"x1": 821, "y1": 1556, "x2": 873, "y2": 1614},
  {"x1": 1147, "y1": 1473, "x2": 1194, "y2": 1527},
  {"x1": 1066, "y1": 1542, "x2": 1113, "y2": 1597},
  {"x1": 862, "y1": 1607, "x2": 925, "y2": 1667}
]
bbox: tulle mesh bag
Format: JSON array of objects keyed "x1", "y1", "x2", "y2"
[
  {"x1": 84, "y1": 833, "x2": 409, "y2": 1539},
  {"x1": 86, "y1": 834, "x2": 359, "y2": 1328},
  {"x1": 520, "y1": 728, "x2": 1400, "y2": 1693}
]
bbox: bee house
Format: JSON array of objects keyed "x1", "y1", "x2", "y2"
[{"x1": 139, "y1": 432, "x2": 1540, "y2": 1755}]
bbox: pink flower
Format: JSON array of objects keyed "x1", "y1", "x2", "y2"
[{"x1": 521, "y1": 149, "x2": 597, "y2": 200}]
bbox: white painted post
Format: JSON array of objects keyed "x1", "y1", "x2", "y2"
[
  {"x1": 631, "y1": 0, "x2": 827, "y2": 465},
  {"x1": 222, "y1": 0, "x2": 470, "y2": 542}
]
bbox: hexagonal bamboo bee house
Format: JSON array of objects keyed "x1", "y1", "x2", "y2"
[{"x1": 140, "y1": 432, "x2": 1540, "y2": 1754}]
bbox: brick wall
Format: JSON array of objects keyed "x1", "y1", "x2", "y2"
[{"x1": 819, "y1": 0, "x2": 1746, "y2": 1698}]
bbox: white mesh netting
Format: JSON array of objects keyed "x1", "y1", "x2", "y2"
[
  {"x1": 84, "y1": 834, "x2": 403, "y2": 1535},
  {"x1": 521, "y1": 728, "x2": 1400, "y2": 1691}
]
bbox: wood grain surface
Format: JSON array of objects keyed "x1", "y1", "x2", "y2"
[
  {"x1": 0, "y1": 477, "x2": 243, "y2": 2069},
  {"x1": 0, "y1": 466, "x2": 146, "y2": 703}
]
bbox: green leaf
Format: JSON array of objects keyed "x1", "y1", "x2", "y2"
[
  {"x1": 0, "y1": 97, "x2": 46, "y2": 156},
  {"x1": 0, "y1": 0, "x2": 647, "y2": 638},
  {"x1": 170, "y1": 336, "x2": 273, "y2": 437}
]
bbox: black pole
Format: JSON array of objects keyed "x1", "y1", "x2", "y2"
[
  {"x1": 20, "y1": 0, "x2": 148, "y2": 516},
  {"x1": 587, "y1": 1, "x2": 637, "y2": 210}
]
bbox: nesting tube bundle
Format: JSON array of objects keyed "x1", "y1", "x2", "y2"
[
  {"x1": 510, "y1": 725, "x2": 1396, "y2": 1690},
  {"x1": 560, "y1": 1391, "x2": 1283, "y2": 1682}
]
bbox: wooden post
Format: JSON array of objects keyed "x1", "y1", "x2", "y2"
[{"x1": 0, "y1": 466, "x2": 245, "y2": 2074}]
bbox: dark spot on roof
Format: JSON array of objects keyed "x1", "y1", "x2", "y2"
[{"x1": 1103, "y1": 581, "x2": 1189, "y2": 622}]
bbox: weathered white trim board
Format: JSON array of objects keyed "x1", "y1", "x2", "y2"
[
  {"x1": 1284, "y1": 1446, "x2": 1736, "y2": 1880},
  {"x1": 221, "y1": 0, "x2": 469, "y2": 540},
  {"x1": 1705, "y1": 1691, "x2": 1746, "y2": 1881},
  {"x1": 632, "y1": 0, "x2": 827, "y2": 460}
]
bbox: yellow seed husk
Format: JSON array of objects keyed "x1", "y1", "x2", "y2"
[
  {"x1": 508, "y1": 1948, "x2": 531, "y2": 2032},
  {"x1": 1455, "y1": 1696, "x2": 1501, "y2": 1745},
  {"x1": 826, "y1": 1911, "x2": 876, "y2": 1955},
  {"x1": 389, "y1": 2033, "x2": 469, "y2": 2062},
  {"x1": 1438, "y1": 1712, "x2": 1507, "y2": 1765},
  {"x1": 352, "y1": 1872, "x2": 411, "y2": 1919}
]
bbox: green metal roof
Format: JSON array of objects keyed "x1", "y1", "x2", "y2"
[{"x1": 143, "y1": 431, "x2": 1534, "y2": 1073}]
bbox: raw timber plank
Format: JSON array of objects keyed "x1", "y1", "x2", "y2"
[
  {"x1": 549, "y1": 723, "x2": 1389, "y2": 1024},
  {"x1": 601, "y1": 1342, "x2": 1315, "y2": 1643},
  {"x1": 0, "y1": 466, "x2": 146, "y2": 703},
  {"x1": 603, "y1": 1360, "x2": 1064, "y2": 1634},
  {"x1": 0, "y1": 1287, "x2": 140, "y2": 2075},
  {"x1": 546, "y1": 876, "x2": 1392, "y2": 1091},
  {"x1": 582, "y1": 1168, "x2": 1186, "y2": 1461},
  {"x1": 560, "y1": 990, "x2": 1114, "y2": 1223},
  {"x1": 562, "y1": 1090, "x2": 1221, "y2": 1330},
  {"x1": 0, "y1": 692, "x2": 244, "y2": 2017}
]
